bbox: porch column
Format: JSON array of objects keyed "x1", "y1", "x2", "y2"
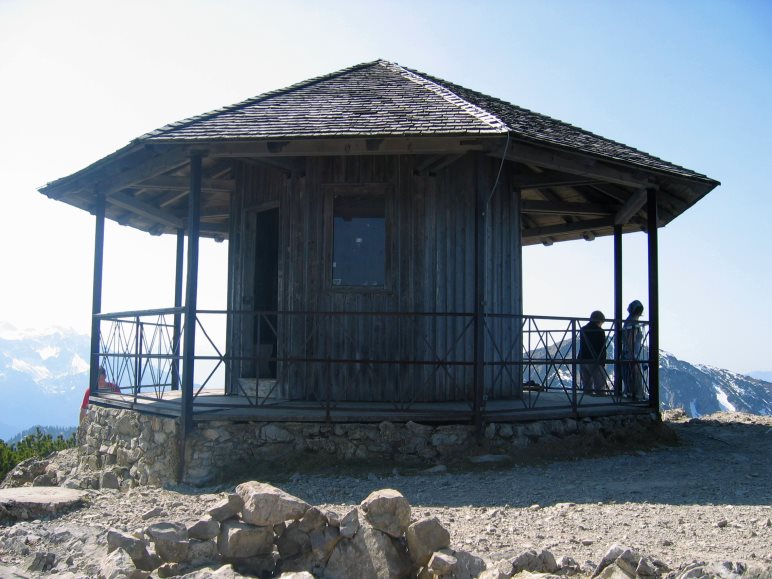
[
  {"x1": 180, "y1": 154, "x2": 202, "y2": 454},
  {"x1": 613, "y1": 225, "x2": 623, "y2": 396},
  {"x1": 473, "y1": 153, "x2": 487, "y2": 431},
  {"x1": 172, "y1": 229, "x2": 185, "y2": 390},
  {"x1": 646, "y1": 189, "x2": 660, "y2": 413},
  {"x1": 89, "y1": 193, "x2": 106, "y2": 396}
]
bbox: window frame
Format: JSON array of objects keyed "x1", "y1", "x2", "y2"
[{"x1": 323, "y1": 183, "x2": 394, "y2": 294}]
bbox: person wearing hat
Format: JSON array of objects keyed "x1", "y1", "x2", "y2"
[
  {"x1": 578, "y1": 310, "x2": 608, "y2": 396},
  {"x1": 622, "y1": 300, "x2": 646, "y2": 400}
]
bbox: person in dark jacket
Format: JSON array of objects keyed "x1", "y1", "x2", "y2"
[{"x1": 578, "y1": 310, "x2": 607, "y2": 396}]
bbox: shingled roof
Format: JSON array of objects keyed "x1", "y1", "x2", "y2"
[
  {"x1": 143, "y1": 59, "x2": 711, "y2": 182},
  {"x1": 39, "y1": 59, "x2": 718, "y2": 242}
]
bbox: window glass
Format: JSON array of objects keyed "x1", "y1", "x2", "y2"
[{"x1": 332, "y1": 194, "x2": 385, "y2": 287}]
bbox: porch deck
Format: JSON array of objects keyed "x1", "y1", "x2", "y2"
[{"x1": 90, "y1": 385, "x2": 652, "y2": 424}]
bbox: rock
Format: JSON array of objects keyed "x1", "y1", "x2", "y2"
[
  {"x1": 428, "y1": 551, "x2": 458, "y2": 575},
  {"x1": 636, "y1": 557, "x2": 658, "y2": 577},
  {"x1": 100, "y1": 471, "x2": 121, "y2": 490},
  {"x1": 277, "y1": 573, "x2": 315, "y2": 579},
  {"x1": 141, "y1": 507, "x2": 165, "y2": 521},
  {"x1": 188, "y1": 539, "x2": 219, "y2": 566},
  {"x1": 235, "y1": 481, "x2": 309, "y2": 526},
  {"x1": 0, "y1": 487, "x2": 88, "y2": 521},
  {"x1": 309, "y1": 525, "x2": 341, "y2": 561},
  {"x1": 596, "y1": 562, "x2": 635, "y2": 579},
  {"x1": 614, "y1": 548, "x2": 641, "y2": 577},
  {"x1": 406, "y1": 516, "x2": 451, "y2": 566},
  {"x1": 276, "y1": 522, "x2": 311, "y2": 560},
  {"x1": 218, "y1": 520, "x2": 274, "y2": 559},
  {"x1": 144, "y1": 522, "x2": 190, "y2": 563},
  {"x1": 176, "y1": 564, "x2": 248, "y2": 578},
  {"x1": 592, "y1": 544, "x2": 628, "y2": 578},
  {"x1": 510, "y1": 548, "x2": 559, "y2": 574},
  {"x1": 107, "y1": 529, "x2": 154, "y2": 569},
  {"x1": 24, "y1": 551, "x2": 56, "y2": 573},
  {"x1": 422, "y1": 464, "x2": 448, "y2": 474},
  {"x1": 208, "y1": 494, "x2": 244, "y2": 522},
  {"x1": 468, "y1": 454, "x2": 510, "y2": 464},
  {"x1": 477, "y1": 569, "x2": 509, "y2": 579},
  {"x1": 298, "y1": 506, "x2": 327, "y2": 533},
  {"x1": 325, "y1": 523, "x2": 412, "y2": 579},
  {"x1": 99, "y1": 548, "x2": 149, "y2": 579},
  {"x1": 187, "y1": 516, "x2": 220, "y2": 540},
  {"x1": 360, "y1": 489, "x2": 411, "y2": 538},
  {"x1": 156, "y1": 563, "x2": 181, "y2": 578},
  {"x1": 448, "y1": 549, "x2": 487, "y2": 579},
  {"x1": 339, "y1": 508, "x2": 360, "y2": 539}
]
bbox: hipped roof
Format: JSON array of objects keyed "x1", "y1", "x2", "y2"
[{"x1": 39, "y1": 59, "x2": 719, "y2": 242}]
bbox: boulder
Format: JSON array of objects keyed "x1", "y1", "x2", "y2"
[
  {"x1": 339, "y1": 508, "x2": 360, "y2": 539},
  {"x1": 325, "y1": 523, "x2": 412, "y2": 579},
  {"x1": 596, "y1": 562, "x2": 635, "y2": 579},
  {"x1": 107, "y1": 529, "x2": 156, "y2": 570},
  {"x1": 428, "y1": 551, "x2": 458, "y2": 575},
  {"x1": 298, "y1": 506, "x2": 327, "y2": 533},
  {"x1": 359, "y1": 489, "x2": 411, "y2": 538},
  {"x1": 177, "y1": 564, "x2": 250, "y2": 578},
  {"x1": 406, "y1": 516, "x2": 451, "y2": 566},
  {"x1": 144, "y1": 522, "x2": 190, "y2": 563},
  {"x1": 0, "y1": 487, "x2": 87, "y2": 521},
  {"x1": 235, "y1": 481, "x2": 309, "y2": 526},
  {"x1": 276, "y1": 522, "x2": 311, "y2": 560},
  {"x1": 218, "y1": 520, "x2": 274, "y2": 559},
  {"x1": 447, "y1": 549, "x2": 487, "y2": 579},
  {"x1": 208, "y1": 494, "x2": 244, "y2": 522},
  {"x1": 98, "y1": 548, "x2": 149, "y2": 579},
  {"x1": 188, "y1": 539, "x2": 220, "y2": 566},
  {"x1": 510, "y1": 548, "x2": 559, "y2": 574},
  {"x1": 187, "y1": 516, "x2": 220, "y2": 540},
  {"x1": 592, "y1": 544, "x2": 627, "y2": 578}
]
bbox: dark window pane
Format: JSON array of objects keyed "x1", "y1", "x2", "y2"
[{"x1": 332, "y1": 194, "x2": 385, "y2": 287}]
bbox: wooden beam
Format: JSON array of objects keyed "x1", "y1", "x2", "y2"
[
  {"x1": 522, "y1": 217, "x2": 614, "y2": 239},
  {"x1": 135, "y1": 176, "x2": 235, "y2": 193},
  {"x1": 240, "y1": 156, "x2": 304, "y2": 175},
  {"x1": 96, "y1": 149, "x2": 190, "y2": 196},
  {"x1": 521, "y1": 200, "x2": 614, "y2": 216},
  {"x1": 614, "y1": 188, "x2": 648, "y2": 225},
  {"x1": 108, "y1": 192, "x2": 184, "y2": 230},
  {"x1": 494, "y1": 141, "x2": 654, "y2": 189}
]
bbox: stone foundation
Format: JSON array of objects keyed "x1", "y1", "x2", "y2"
[{"x1": 80, "y1": 407, "x2": 659, "y2": 487}]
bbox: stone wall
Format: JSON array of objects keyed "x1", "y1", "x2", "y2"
[
  {"x1": 79, "y1": 407, "x2": 179, "y2": 487},
  {"x1": 79, "y1": 407, "x2": 659, "y2": 487}
]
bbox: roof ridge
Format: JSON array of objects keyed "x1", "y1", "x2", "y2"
[
  {"x1": 386, "y1": 62, "x2": 510, "y2": 133},
  {"x1": 412, "y1": 68, "x2": 709, "y2": 179},
  {"x1": 140, "y1": 60, "x2": 384, "y2": 141}
]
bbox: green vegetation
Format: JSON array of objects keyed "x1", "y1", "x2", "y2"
[{"x1": 0, "y1": 428, "x2": 76, "y2": 481}]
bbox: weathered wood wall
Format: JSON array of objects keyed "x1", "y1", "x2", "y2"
[{"x1": 227, "y1": 153, "x2": 522, "y2": 402}]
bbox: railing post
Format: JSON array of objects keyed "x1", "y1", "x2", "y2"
[
  {"x1": 571, "y1": 319, "x2": 578, "y2": 412},
  {"x1": 647, "y1": 189, "x2": 660, "y2": 414},
  {"x1": 473, "y1": 153, "x2": 487, "y2": 432},
  {"x1": 134, "y1": 316, "x2": 142, "y2": 400},
  {"x1": 172, "y1": 229, "x2": 184, "y2": 391},
  {"x1": 179, "y1": 152, "x2": 202, "y2": 483},
  {"x1": 89, "y1": 192, "x2": 105, "y2": 397},
  {"x1": 614, "y1": 224, "x2": 623, "y2": 397}
]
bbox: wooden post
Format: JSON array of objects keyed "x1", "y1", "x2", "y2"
[
  {"x1": 179, "y1": 154, "x2": 202, "y2": 482},
  {"x1": 172, "y1": 229, "x2": 184, "y2": 391},
  {"x1": 614, "y1": 225, "x2": 623, "y2": 396},
  {"x1": 473, "y1": 153, "x2": 487, "y2": 432},
  {"x1": 89, "y1": 193, "x2": 105, "y2": 396},
  {"x1": 647, "y1": 189, "x2": 660, "y2": 414}
]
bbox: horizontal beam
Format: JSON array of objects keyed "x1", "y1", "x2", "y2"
[
  {"x1": 96, "y1": 149, "x2": 191, "y2": 197},
  {"x1": 495, "y1": 141, "x2": 654, "y2": 189},
  {"x1": 522, "y1": 217, "x2": 614, "y2": 239},
  {"x1": 195, "y1": 136, "x2": 496, "y2": 159},
  {"x1": 108, "y1": 192, "x2": 184, "y2": 230},
  {"x1": 136, "y1": 176, "x2": 235, "y2": 193},
  {"x1": 521, "y1": 200, "x2": 615, "y2": 216}
]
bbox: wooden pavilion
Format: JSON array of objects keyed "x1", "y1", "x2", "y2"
[{"x1": 39, "y1": 60, "x2": 718, "y2": 437}]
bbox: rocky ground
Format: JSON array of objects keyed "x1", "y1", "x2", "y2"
[{"x1": 0, "y1": 411, "x2": 770, "y2": 578}]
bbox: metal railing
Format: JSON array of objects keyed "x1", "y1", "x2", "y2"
[{"x1": 93, "y1": 308, "x2": 650, "y2": 419}]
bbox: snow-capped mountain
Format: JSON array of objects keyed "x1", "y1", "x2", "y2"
[
  {"x1": 660, "y1": 351, "x2": 772, "y2": 417},
  {"x1": 0, "y1": 322, "x2": 90, "y2": 439}
]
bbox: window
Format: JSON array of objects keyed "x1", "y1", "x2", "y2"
[{"x1": 331, "y1": 193, "x2": 386, "y2": 288}]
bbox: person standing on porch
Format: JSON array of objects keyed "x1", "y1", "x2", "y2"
[
  {"x1": 578, "y1": 310, "x2": 607, "y2": 396},
  {"x1": 621, "y1": 300, "x2": 646, "y2": 400},
  {"x1": 80, "y1": 366, "x2": 120, "y2": 423}
]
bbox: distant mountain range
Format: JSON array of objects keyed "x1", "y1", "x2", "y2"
[{"x1": 0, "y1": 322, "x2": 770, "y2": 440}]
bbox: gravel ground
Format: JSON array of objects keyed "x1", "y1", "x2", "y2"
[{"x1": 0, "y1": 411, "x2": 770, "y2": 577}]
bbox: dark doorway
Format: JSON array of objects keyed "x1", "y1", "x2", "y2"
[{"x1": 254, "y1": 208, "x2": 279, "y2": 378}]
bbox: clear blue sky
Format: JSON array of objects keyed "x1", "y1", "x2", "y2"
[{"x1": 0, "y1": 0, "x2": 770, "y2": 373}]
